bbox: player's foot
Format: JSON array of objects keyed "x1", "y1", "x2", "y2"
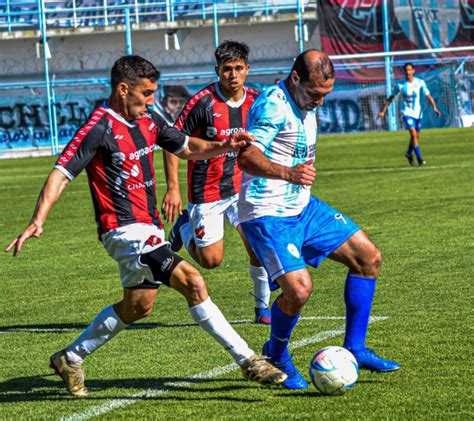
[
  {"x1": 240, "y1": 354, "x2": 288, "y2": 386},
  {"x1": 417, "y1": 159, "x2": 426, "y2": 166},
  {"x1": 349, "y1": 348, "x2": 400, "y2": 373},
  {"x1": 404, "y1": 153, "x2": 415, "y2": 166},
  {"x1": 262, "y1": 341, "x2": 308, "y2": 389},
  {"x1": 169, "y1": 210, "x2": 189, "y2": 252},
  {"x1": 49, "y1": 350, "x2": 89, "y2": 397},
  {"x1": 255, "y1": 307, "x2": 271, "y2": 325}
]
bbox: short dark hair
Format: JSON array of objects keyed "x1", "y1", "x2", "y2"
[
  {"x1": 215, "y1": 40, "x2": 250, "y2": 66},
  {"x1": 291, "y1": 49, "x2": 334, "y2": 83},
  {"x1": 111, "y1": 55, "x2": 160, "y2": 89},
  {"x1": 403, "y1": 62, "x2": 414, "y2": 71}
]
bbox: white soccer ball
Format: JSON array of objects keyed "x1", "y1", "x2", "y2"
[{"x1": 309, "y1": 346, "x2": 359, "y2": 395}]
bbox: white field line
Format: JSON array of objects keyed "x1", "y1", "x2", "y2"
[
  {"x1": 58, "y1": 316, "x2": 387, "y2": 421},
  {"x1": 0, "y1": 316, "x2": 348, "y2": 334}
]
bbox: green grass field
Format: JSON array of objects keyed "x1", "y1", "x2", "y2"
[{"x1": 1, "y1": 128, "x2": 473, "y2": 419}]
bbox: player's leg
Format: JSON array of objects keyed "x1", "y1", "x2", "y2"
[
  {"x1": 168, "y1": 254, "x2": 286, "y2": 385},
  {"x1": 329, "y1": 231, "x2": 400, "y2": 372},
  {"x1": 240, "y1": 216, "x2": 309, "y2": 389},
  {"x1": 404, "y1": 118, "x2": 416, "y2": 165},
  {"x1": 413, "y1": 119, "x2": 425, "y2": 165}
]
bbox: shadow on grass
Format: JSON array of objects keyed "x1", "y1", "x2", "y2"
[
  {"x1": 0, "y1": 374, "x2": 265, "y2": 403},
  {"x1": 0, "y1": 320, "x2": 256, "y2": 334}
]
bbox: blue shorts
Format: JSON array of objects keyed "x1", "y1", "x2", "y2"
[
  {"x1": 240, "y1": 196, "x2": 360, "y2": 289},
  {"x1": 403, "y1": 116, "x2": 422, "y2": 131}
]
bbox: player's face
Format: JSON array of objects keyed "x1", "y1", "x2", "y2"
[
  {"x1": 404, "y1": 65, "x2": 415, "y2": 80},
  {"x1": 217, "y1": 59, "x2": 249, "y2": 95},
  {"x1": 122, "y1": 78, "x2": 157, "y2": 120},
  {"x1": 292, "y1": 70, "x2": 335, "y2": 111}
]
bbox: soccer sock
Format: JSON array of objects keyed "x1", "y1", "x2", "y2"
[
  {"x1": 414, "y1": 146, "x2": 423, "y2": 161},
  {"x1": 269, "y1": 300, "x2": 300, "y2": 362},
  {"x1": 180, "y1": 221, "x2": 192, "y2": 250},
  {"x1": 249, "y1": 265, "x2": 271, "y2": 309},
  {"x1": 343, "y1": 274, "x2": 377, "y2": 352},
  {"x1": 188, "y1": 297, "x2": 254, "y2": 365},
  {"x1": 406, "y1": 144, "x2": 414, "y2": 156},
  {"x1": 66, "y1": 305, "x2": 128, "y2": 364}
]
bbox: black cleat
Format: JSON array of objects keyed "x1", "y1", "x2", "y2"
[{"x1": 404, "y1": 153, "x2": 415, "y2": 166}]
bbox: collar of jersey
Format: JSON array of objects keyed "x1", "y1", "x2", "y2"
[
  {"x1": 102, "y1": 102, "x2": 136, "y2": 128},
  {"x1": 214, "y1": 82, "x2": 247, "y2": 108}
]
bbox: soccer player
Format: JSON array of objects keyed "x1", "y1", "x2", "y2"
[
  {"x1": 4, "y1": 55, "x2": 286, "y2": 397},
  {"x1": 378, "y1": 63, "x2": 441, "y2": 166},
  {"x1": 237, "y1": 50, "x2": 400, "y2": 390},
  {"x1": 164, "y1": 41, "x2": 272, "y2": 324}
]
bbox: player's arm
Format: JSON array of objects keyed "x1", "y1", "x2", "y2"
[
  {"x1": 177, "y1": 133, "x2": 253, "y2": 160},
  {"x1": 427, "y1": 94, "x2": 441, "y2": 117},
  {"x1": 162, "y1": 150, "x2": 182, "y2": 223},
  {"x1": 378, "y1": 95, "x2": 396, "y2": 119},
  {"x1": 238, "y1": 145, "x2": 315, "y2": 186},
  {"x1": 4, "y1": 169, "x2": 70, "y2": 256}
]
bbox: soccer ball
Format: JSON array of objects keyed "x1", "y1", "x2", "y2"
[{"x1": 309, "y1": 346, "x2": 359, "y2": 395}]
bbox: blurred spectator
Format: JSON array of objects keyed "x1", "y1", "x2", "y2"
[{"x1": 154, "y1": 85, "x2": 190, "y2": 125}]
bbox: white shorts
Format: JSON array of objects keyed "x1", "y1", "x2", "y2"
[
  {"x1": 101, "y1": 223, "x2": 168, "y2": 288},
  {"x1": 188, "y1": 194, "x2": 240, "y2": 248}
]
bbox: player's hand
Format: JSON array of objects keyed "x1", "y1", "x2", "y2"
[
  {"x1": 377, "y1": 111, "x2": 385, "y2": 120},
  {"x1": 286, "y1": 160, "x2": 316, "y2": 185},
  {"x1": 228, "y1": 131, "x2": 255, "y2": 150},
  {"x1": 434, "y1": 108, "x2": 441, "y2": 117},
  {"x1": 4, "y1": 222, "x2": 43, "y2": 257},
  {"x1": 161, "y1": 188, "x2": 183, "y2": 224}
]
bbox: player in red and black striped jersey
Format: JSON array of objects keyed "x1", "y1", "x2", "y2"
[
  {"x1": 163, "y1": 41, "x2": 272, "y2": 325},
  {"x1": 5, "y1": 56, "x2": 286, "y2": 396}
]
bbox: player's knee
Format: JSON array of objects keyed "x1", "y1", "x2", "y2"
[
  {"x1": 285, "y1": 282, "x2": 313, "y2": 308},
  {"x1": 183, "y1": 271, "x2": 208, "y2": 303},
  {"x1": 363, "y1": 245, "x2": 382, "y2": 277},
  {"x1": 200, "y1": 255, "x2": 222, "y2": 269}
]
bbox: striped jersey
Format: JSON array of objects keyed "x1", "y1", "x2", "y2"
[
  {"x1": 55, "y1": 105, "x2": 188, "y2": 234},
  {"x1": 393, "y1": 77, "x2": 430, "y2": 119},
  {"x1": 238, "y1": 81, "x2": 317, "y2": 223},
  {"x1": 175, "y1": 82, "x2": 259, "y2": 204}
]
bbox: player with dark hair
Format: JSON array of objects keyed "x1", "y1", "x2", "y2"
[
  {"x1": 379, "y1": 62, "x2": 441, "y2": 166},
  {"x1": 5, "y1": 55, "x2": 286, "y2": 397},
  {"x1": 238, "y1": 49, "x2": 400, "y2": 390},
  {"x1": 163, "y1": 40, "x2": 272, "y2": 325}
]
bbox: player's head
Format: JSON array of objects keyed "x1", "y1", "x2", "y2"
[
  {"x1": 111, "y1": 55, "x2": 160, "y2": 119},
  {"x1": 287, "y1": 49, "x2": 335, "y2": 111},
  {"x1": 403, "y1": 63, "x2": 415, "y2": 79},
  {"x1": 214, "y1": 40, "x2": 250, "y2": 96}
]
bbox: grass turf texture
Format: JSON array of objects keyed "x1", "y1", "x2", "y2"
[{"x1": 0, "y1": 127, "x2": 472, "y2": 419}]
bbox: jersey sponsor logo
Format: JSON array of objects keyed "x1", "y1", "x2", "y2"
[
  {"x1": 145, "y1": 235, "x2": 162, "y2": 247},
  {"x1": 292, "y1": 144, "x2": 315, "y2": 159},
  {"x1": 206, "y1": 126, "x2": 218, "y2": 138},
  {"x1": 112, "y1": 152, "x2": 126, "y2": 166},
  {"x1": 129, "y1": 144, "x2": 158, "y2": 161},
  {"x1": 220, "y1": 127, "x2": 244, "y2": 137},
  {"x1": 194, "y1": 226, "x2": 206, "y2": 239},
  {"x1": 287, "y1": 243, "x2": 300, "y2": 258},
  {"x1": 131, "y1": 164, "x2": 140, "y2": 177},
  {"x1": 147, "y1": 121, "x2": 158, "y2": 134},
  {"x1": 127, "y1": 178, "x2": 156, "y2": 191}
]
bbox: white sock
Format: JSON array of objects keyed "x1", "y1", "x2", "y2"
[
  {"x1": 180, "y1": 222, "x2": 192, "y2": 250},
  {"x1": 66, "y1": 305, "x2": 128, "y2": 364},
  {"x1": 249, "y1": 265, "x2": 271, "y2": 309},
  {"x1": 188, "y1": 298, "x2": 254, "y2": 365}
]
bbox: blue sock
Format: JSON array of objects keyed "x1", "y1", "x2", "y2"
[
  {"x1": 343, "y1": 274, "x2": 376, "y2": 352},
  {"x1": 269, "y1": 300, "x2": 300, "y2": 362},
  {"x1": 414, "y1": 146, "x2": 423, "y2": 161}
]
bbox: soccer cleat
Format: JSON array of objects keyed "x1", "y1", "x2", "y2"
[
  {"x1": 350, "y1": 348, "x2": 400, "y2": 373},
  {"x1": 240, "y1": 354, "x2": 288, "y2": 386},
  {"x1": 255, "y1": 307, "x2": 272, "y2": 325},
  {"x1": 49, "y1": 350, "x2": 89, "y2": 397},
  {"x1": 262, "y1": 341, "x2": 308, "y2": 389},
  {"x1": 169, "y1": 210, "x2": 189, "y2": 252},
  {"x1": 404, "y1": 153, "x2": 415, "y2": 166},
  {"x1": 417, "y1": 159, "x2": 426, "y2": 166}
]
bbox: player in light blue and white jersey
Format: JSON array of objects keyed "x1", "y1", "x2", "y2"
[
  {"x1": 238, "y1": 50, "x2": 400, "y2": 390},
  {"x1": 379, "y1": 63, "x2": 441, "y2": 166}
]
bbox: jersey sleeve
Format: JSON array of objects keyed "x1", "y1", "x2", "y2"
[
  {"x1": 55, "y1": 117, "x2": 106, "y2": 180},
  {"x1": 154, "y1": 113, "x2": 189, "y2": 154},
  {"x1": 391, "y1": 83, "x2": 401, "y2": 97},
  {"x1": 420, "y1": 79, "x2": 430, "y2": 96},
  {"x1": 174, "y1": 96, "x2": 207, "y2": 136},
  {"x1": 246, "y1": 90, "x2": 286, "y2": 152}
]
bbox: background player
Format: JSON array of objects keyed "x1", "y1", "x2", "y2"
[
  {"x1": 379, "y1": 63, "x2": 441, "y2": 166},
  {"x1": 4, "y1": 55, "x2": 286, "y2": 397},
  {"x1": 163, "y1": 41, "x2": 272, "y2": 324},
  {"x1": 238, "y1": 50, "x2": 400, "y2": 390}
]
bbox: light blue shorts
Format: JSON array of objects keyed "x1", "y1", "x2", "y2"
[{"x1": 240, "y1": 196, "x2": 360, "y2": 289}]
